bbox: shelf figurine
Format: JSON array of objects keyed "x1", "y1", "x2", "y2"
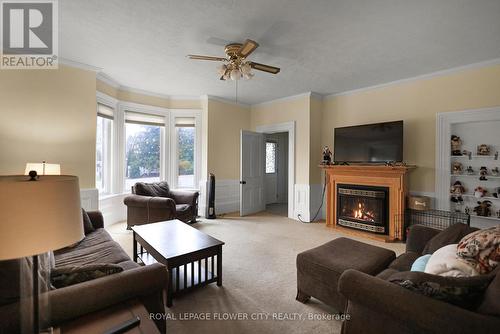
[
  {"x1": 491, "y1": 167, "x2": 499, "y2": 176},
  {"x1": 452, "y1": 162, "x2": 463, "y2": 175},
  {"x1": 477, "y1": 144, "x2": 490, "y2": 156},
  {"x1": 495, "y1": 151, "x2": 499, "y2": 160},
  {"x1": 474, "y1": 186, "x2": 487, "y2": 198},
  {"x1": 321, "y1": 146, "x2": 332, "y2": 165},
  {"x1": 466, "y1": 166, "x2": 474, "y2": 175},
  {"x1": 450, "y1": 181, "x2": 465, "y2": 211},
  {"x1": 473, "y1": 200, "x2": 492, "y2": 217},
  {"x1": 479, "y1": 166, "x2": 488, "y2": 181},
  {"x1": 493, "y1": 187, "x2": 499, "y2": 198},
  {"x1": 451, "y1": 135, "x2": 462, "y2": 156},
  {"x1": 497, "y1": 210, "x2": 500, "y2": 219}
]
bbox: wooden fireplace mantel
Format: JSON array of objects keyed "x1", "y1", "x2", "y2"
[{"x1": 320, "y1": 164, "x2": 416, "y2": 242}]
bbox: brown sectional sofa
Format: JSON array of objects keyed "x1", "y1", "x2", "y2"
[
  {"x1": 0, "y1": 211, "x2": 167, "y2": 334},
  {"x1": 338, "y1": 224, "x2": 500, "y2": 334}
]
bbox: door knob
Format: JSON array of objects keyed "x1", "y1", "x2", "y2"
[{"x1": 240, "y1": 181, "x2": 246, "y2": 185}]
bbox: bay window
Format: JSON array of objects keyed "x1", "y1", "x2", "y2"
[
  {"x1": 95, "y1": 92, "x2": 201, "y2": 195},
  {"x1": 96, "y1": 103, "x2": 113, "y2": 194},
  {"x1": 175, "y1": 117, "x2": 196, "y2": 189},
  {"x1": 124, "y1": 111, "x2": 165, "y2": 191}
]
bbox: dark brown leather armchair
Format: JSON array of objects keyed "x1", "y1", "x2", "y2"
[{"x1": 123, "y1": 181, "x2": 199, "y2": 228}]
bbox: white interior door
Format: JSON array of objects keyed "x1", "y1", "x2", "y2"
[{"x1": 240, "y1": 130, "x2": 265, "y2": 216}]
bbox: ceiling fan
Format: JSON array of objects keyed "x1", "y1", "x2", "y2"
[{"x1": 188, "y1": 39, "x2": 280, "y2": 81}]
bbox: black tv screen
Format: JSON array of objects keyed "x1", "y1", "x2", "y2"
[{"x1": 334, "y1": 121, "x2": 403, "y2": 163}]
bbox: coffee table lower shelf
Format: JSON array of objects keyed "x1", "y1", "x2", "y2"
[{"x1": 133, "y1": 235, "x2": 223, "y2": 307}]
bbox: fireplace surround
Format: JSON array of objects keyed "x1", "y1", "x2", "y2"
[
  {"x1": 337, "y1": 184, "x2": 389, "y2": 234},
  {"x1": 320, "y1": 165, "x2": 415, "y2": 242}
]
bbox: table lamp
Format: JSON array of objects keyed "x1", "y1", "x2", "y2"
[{"x1": 0, "y1": 174, "x2": 84, "y2": 333}]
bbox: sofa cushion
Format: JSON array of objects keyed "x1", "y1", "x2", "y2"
[
  {"x1": 54, "y1": 240, "x2": 130, "y2": 267},
  {"x1": 51, "y1": 263, "x2": 124, "y2": 288},
  {"x1": 82, "y1": 209, "x2": 95, "y2": 235},
  {"x1": 411, "y1": 254, "x2": 432, "y2": 272},
  {"x1": 134, "y1": 181, "x2": 170, "y2": 197},
  {"x1": 376, "y1": 268, "x2": 399, "y2": 280},
  {"x1": 477, "y1": 270, "x2": 500, "y2": 317},
  {"x1": 388, "y1": 271, "x2": 493, "y2": 310},
  {"x1": 422, "y1": 223, "x2": 477, "y2": 255},
  {"x1": 457, "y1": 226, "x2": 500, "y2": 275},
  {"x1": 388, "y1": 252, "x2": 420, "y2": 271}
]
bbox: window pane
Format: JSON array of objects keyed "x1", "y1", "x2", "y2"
[
  {"x1": 96, "y1": 116, "x2": 112, "y2": 193},
  {"x1": 266, "y1": 142, "x2": 276, "y2": 174},
  {"x1": 125, "y1": 123, "x2": 161, "y2": 190},
  {"x1": 177, "y1": 126, "x2": 195, "y2": 188}
]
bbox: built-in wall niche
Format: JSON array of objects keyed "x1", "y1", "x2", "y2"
[{"x1": 450, "y1": 120, "x2": 500, "y2": 226}]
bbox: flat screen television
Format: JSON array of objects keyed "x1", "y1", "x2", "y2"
[{"x1": 334, "y1": 121, "x2": 403, "y2": 163}]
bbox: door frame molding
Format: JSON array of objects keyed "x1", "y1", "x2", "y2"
[{"x1": 256, "y1": 121, "x2": 296, "y2": 219}]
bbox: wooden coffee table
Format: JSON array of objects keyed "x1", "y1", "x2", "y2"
[{"x1": 131, "y1": 220, "x2": 224, "y2": 307}]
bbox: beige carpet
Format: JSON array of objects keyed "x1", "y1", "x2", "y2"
[{"x1": 108, "y1": 212, "x2": 405, "y2": 334}]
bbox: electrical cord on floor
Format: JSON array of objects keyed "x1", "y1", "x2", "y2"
[{"x1": 298, "y1": 173, "x2": 327, "y2": 223}]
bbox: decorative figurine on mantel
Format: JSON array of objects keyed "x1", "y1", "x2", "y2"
[
  {"x1": 493, "y1": 187, "x2": 500, "y2": 198},
  {"x1": 495, "y1": 151, "x2": 499, "y2": 160},
  {"x1": 451, "y1": 135, "x2": 462, "y2": 156},
  {"x1": 452, "y1": 162, "x2": 463, "y2": 175},
  {"x1": 477, "y1": 144, "x2": 491, "y2": 156},
  {"x1": 491, "y1": 167, "x2": 499, "y2": 176},
  {"x1": 497, "y1": 210, "x2": 500, "y2": 219},
  {"x1": 474, "y1": 200, "x2": 492, "y2": 217},
  {"x1": 466, "y1": 166, "x2": 475, "y2": 175},
  {"x1": 479, "y1": 166, "x2": 488, "y2": 181},
  {"x1": 321, "y1": 146, "x2": 332, "y2": 165}
]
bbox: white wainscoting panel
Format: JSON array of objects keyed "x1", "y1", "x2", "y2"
[
  {"x1": 99, "y1": 193, "x2": 127, "y2": 228},
  {"x1": 293, "y1": 184, "x2": 310, "y2": 221},
  {"x1": 198, "y1": 179, "x2": 240, "y2": 216},
  {"x1": 80, "y1": 188, "x2": 98, "y2": 211}
]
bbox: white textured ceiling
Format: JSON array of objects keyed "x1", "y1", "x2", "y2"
[{"x1": 60, "y1": 0, "x2": 500, "y2": 104}]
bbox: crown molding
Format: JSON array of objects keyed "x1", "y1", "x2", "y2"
[
  {"x1": 324, "y1": 57, "x2": 500, "y2": 100},
  {"x1": 205, "y1": 95, "x2": 251, "y2": 108},
  {"x1": 252, "y1": 91, "x2": 323, "y2": 107},
  {"x1": 96, "y1": 72, "x2": 120, "y2": 88},
  {"x1": 59, "y1": 58, "x2": 102, "y2": 72}
]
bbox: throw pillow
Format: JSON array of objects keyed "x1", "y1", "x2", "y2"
[
  {"x1": 388, "y1": 271, "x2": 493, "y2": 310},
  {"x1": 82, "y1": 208, "x2": 95, "y2": 235},
  {"x1": 411, "y1": 254, "x2": 432, "y2": 272},
  {"x1": 134, "y1": 181, "x2": 170, "y2": 197},
  {"x1": 457, "y1": 226, "x2": 500, "y2": 275},
  {"x1": 425, "y1": 244, "x2": 478, "y2": 277},
  {"x1": 422, "y1": 223, "x2": 477, "y2": 255},
  {"x1": 50, "y1": 263, "x2": 124, "y2": 288}
]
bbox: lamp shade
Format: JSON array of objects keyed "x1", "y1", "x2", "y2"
[
  {"x1": 25, "y1": 162, "x2": 61, "y2": 175},
  {"x1": 0, "y1": 175, "x2": 84, "y2": 260}
]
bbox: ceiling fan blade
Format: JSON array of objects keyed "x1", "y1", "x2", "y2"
[
  {"x1": 238, "y1": 39, "x2": 259, "y2": 57},
  {"x1": 188, "y1": 55, "x2": 226, "y2": 61},
  {"x1": 249, "y1": 62, "x2": 280, "y2": 74}
]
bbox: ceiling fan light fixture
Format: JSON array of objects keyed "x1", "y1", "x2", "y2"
[
  {"x1": 230, "y1": 68, "x2": 241, "y2": 80},
  {"x1": 241, "y1": 62, "x2": 252, "y2": 75},
  {"x1": 217, "y1": 64, "x2": 227, "y2": 76}
]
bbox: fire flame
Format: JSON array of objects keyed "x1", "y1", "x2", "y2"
[{"x1": 352, "y1": 202, "x2": 375, "y2": 222}]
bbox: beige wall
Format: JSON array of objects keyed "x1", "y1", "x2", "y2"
[
  {"x1": 309, "y1": 96, "x2": 323, "y2": 184},
  {"x1": 321, "y1": 64, "x2": 500, "y2": 193},
  {"x1": 207, "y1": 99, "x2": 251, "y2": 180},
  {"x1": 250, "y1": 96, "x2": 311, "y2": 184},
  {"x1": 0, "y1": 65, "x2": 97, "y2": 188}
]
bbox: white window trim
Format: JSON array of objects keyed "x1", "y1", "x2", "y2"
[
  {"x1": 169, "y1": 109, "x2": 202, "y2": 190},
  {"x1": 95, "y1": 92, "x2": 202, "y2": 195},
  {"x1": 96, "y1": 92, "x2": 118, "y2": 195}
]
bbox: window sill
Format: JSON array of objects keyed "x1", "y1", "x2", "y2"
[{"x1": 99, "y1": 192, "x2": 129, "y2": 201}]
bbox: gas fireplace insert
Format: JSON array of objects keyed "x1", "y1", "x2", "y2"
[{"x1": 336, "y1": 184, "x2": 389, "y2": 234}]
